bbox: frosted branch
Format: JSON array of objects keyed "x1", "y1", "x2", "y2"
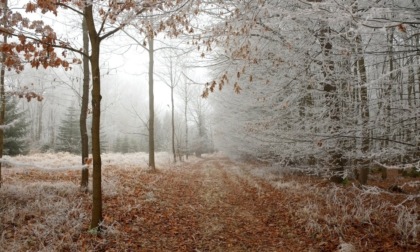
[{"x1": 0, "y1": 119, "x2": 19, "y2": 130}]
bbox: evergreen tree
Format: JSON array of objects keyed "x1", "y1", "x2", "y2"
[
  {"x1": 113, "y1": 135, "x2": 122, "y2": 153},
  {"x1": 121, "y1": 136, "x2": 129, "y2": 153},
  {"x1": 4, "y1": 97, "x2": 29, "y2": 156},
  {"x1": 113, "y1": 135, "x2": 130, "y2": 153},
  {"x1": 56, "y1": 105, "x2": 81, "y2": 154}
]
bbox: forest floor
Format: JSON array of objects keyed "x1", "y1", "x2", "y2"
[{"x1": 1, "y1": 153, "x2": 419, "y2": 251}]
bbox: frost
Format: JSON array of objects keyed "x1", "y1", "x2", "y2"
[{"x1": 0, "y1": 119, "x2": 19, "y2": 130}]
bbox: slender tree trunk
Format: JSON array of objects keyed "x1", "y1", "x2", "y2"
[
  {"x1": 318, "y1": 25, "x2": 343, "y2": 182},
  {"x1": 384, "y1": 28, "x2": 394, "y2": 149},
  {"x1": 356, "y1": 33, "x2": 371, "y2": 184},
  {"x1": 85, "y1": 5, "x2": 102, "y2": 230},
  {"x1": 37, "y1": 101, "x2": 43, "y2": 141},
  {"x1": 407, "y1": 65, "x2": 414, "y2": 143},
  {"x1": 196, "y1": 113, "x2": 204, "y2": 158},
  {"x1": 406, "y1": 34, "x2": 415, "y2": 159},
  {"x1": 299, "y1": 74, "x2": 314, "y2": 165},
  {"x1": 0, "y1": 2, "x2": 7, "y2": 187},
  {"x1": 49, "y1": 110, "x2": 56, "y2": 149},
  {"x1": 0, "y1": 59, "x2": 5, "y2": 189},
  {"x1": 80, "y1": 15, "x2": 90, "y2": 192},
  {"x1": 148, "y1": 35, "x2": 156, "y2": 170},
  {"x1": 416, "y1": 34, "x2": 420, "y2": 158},
  {"x1": 171, "y1": 85, "x2": 176, "y2": 163},
  {"x1": 184, "y1": 84, "x2": 189, "y2": 160}
]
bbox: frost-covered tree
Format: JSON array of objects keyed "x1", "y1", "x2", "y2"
[{"x1": 203, "y1": 0, "x2": 420, "y2": 183}]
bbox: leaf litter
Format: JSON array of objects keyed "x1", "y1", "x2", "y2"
[{"x1": 1, "y1": 152, "x2": 418, "y2": 251}]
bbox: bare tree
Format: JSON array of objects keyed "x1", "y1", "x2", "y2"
[
  {"x1": 80, "y1": 14, "x2": 90, "y2": 191},
  {"x1": 158, "y1": 49, "x2": 182, "y2": 162},
  {"x1": 0, "y1": 0, "x2": 7, "y2": 188},
  {"x1": 147, "y1": 32, "x2": 156, "y2": 169}
]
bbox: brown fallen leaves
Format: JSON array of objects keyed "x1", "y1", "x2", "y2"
[{"x1": 1, "y1": 156, "x2": 419, "y2": 251}]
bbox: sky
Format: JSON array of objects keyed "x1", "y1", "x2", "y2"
[
  {"x1": 6, "y1": 0, "x2": 198, "y2": 107},
  {"x1": 9, "y1": 0, "x2": 205, "y2": 107},
  {"x1": 3, "y1": 1, "x2": 213, "y2": 150}
]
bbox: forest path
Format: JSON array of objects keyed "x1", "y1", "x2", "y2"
[
  {"x1": 96, "y1": 157, "x2": 312, "y2": 251},
  {"x1": 2, "y1": 155, "x2": 416, "y2": 251}
]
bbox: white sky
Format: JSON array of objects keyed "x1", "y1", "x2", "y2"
[
  {"x1": 4, "y1": 0, "x2": 213, "y2": 145},
  {"x1": 7, "y1": 1, "x2": 210, "y2": 107}
]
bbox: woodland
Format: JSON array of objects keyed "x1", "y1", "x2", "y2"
[{"x1": 0, "y1": 0, "x2": 419, "y2": 251}]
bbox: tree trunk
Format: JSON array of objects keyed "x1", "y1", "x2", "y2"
[
  {"x1": 49, "y1": 110, "x2": 56, "y2": 148},
  {"x1": 196, "y1": 113, "x2": 205, "y2": 158},
  {"x1": 356, "y1": 33, "x2": 370, "y2": 185},
  {"x1": 318, "y1": 25, "x2": 343, "y2": 182},
  {"x1": 171, "y1": 85, "x2": 176, "y2": 163},
  {"x1": 85, "y1": 5, "x2": 102, "y2": 230},
  {"x1": 184, "y1": 86, "x2": 189, "y2": 160},
  {"x1": 0, "y1": 58, "x2": 5, "y2": 189},
  {"x1": 148, "y1": 35, "x2": 156, "y2": 170},
  {"x1": 383, "y1": 28, "x2": 394, "y2": 149},
  {"x1": 37, "y1": 101, "x2": 43, "y2": 141},
  {"x1": 0, "y1": 3, "x2": 6, "y2": 187},
  {"x1": 80, "y1": 15, "x2": 90, "y2": 192},
  {"x1": 416, "y1": 34, "x2": 420, "y2": 159}
]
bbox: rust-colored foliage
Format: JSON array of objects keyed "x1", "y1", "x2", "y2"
[
  {"x1": 0, "y1": 0, "x2": 78, "y2": 73},
  {"x1": 7, "y1": 87, "x2": 44, "y2": 102}
]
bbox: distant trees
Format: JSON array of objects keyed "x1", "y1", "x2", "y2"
[
  {"x1": 159, "y1": 49, "x2": 182, "y2": 162},
  {"x1": 190, "y1": 89, "x2": 211, "y2": 157},
  {"x1": 178, "y1": 78, "x2": 192, "y2": 160},
  {"x1": 56, "y1": 105, "x2": 80, "y2": 154},
  {"x1": 204, "y1": 0, "x2": 420, "y2": 183},
  {"x1": 3, "y1": 96, "x2": 29, "y2": 156},
  {"x1": 0, "y1": 0, "x2": 205, "y2": 229},
  {"x1": 113, "y1": 135, "x2": 139, "y2": 153}
]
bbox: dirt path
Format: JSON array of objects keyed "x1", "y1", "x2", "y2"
[
  {"x1": 3, "y1": 155, "x2": 416, "y2": 251},
  {"x1": 88, "y1": 157, "x2": 319, "y2": 251}
]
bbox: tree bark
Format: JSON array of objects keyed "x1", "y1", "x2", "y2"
[
  {"x1": 356, "y1": 33, "x2": 370, "y2": 184},
  {"x1": 183, "y1": 82, "x2": 189, "y2": 160},
  {"x1": 85, "y1": 4, "x2": 102, "y2": 230},
  {"x1": 318, "y1": 25, "x2": 343, "y2": 182},
  {"x1": 148, "y1": 35, "x2": 156, "y2": 170},
  {"x1": 185, "y1": 96, "x2": 189, "y2": 160},
  {"x1": 80, "y1": 15, "x2": 90, "y2": 192},
  {"x1": 0, "y1": 1, "x2": 6, "y2": 187},
  {"x1": 171, "y1": 84, "x2": 176, "y2": 163},
  {"x1": 383, "y1": 28, "x2": 394, "y2": 149},
  {"x1": 37, "y1": 101, "x2": 43, "y2": 141}
]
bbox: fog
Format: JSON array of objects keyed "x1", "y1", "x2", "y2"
[{"x1": 4, "y1": 15, "x2": 211, "y2": 154}]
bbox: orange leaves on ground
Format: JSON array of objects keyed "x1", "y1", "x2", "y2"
[{"x1": 3, "y1": 157, "x2": 418, "y2": 251}]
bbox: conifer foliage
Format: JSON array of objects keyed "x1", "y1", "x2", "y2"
[
  {"x1": 3, "y1": 96, "x2": 29, "y2": 156},
  {"x1": 56, "y1": 106, "x2": 80, "y2": 154}
]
